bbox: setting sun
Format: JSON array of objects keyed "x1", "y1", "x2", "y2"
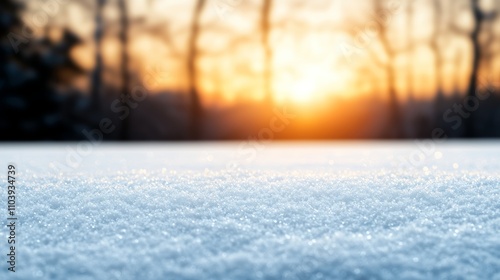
[
  {"x1": 59, "y1": 0, "x2": 486, "y2": 108},
  {"x1": 12, "y1": 0, "x2": 500, "y2": 141},
  {"x1": 290, "y1": 79, "x2": 316, "y2": 103}
]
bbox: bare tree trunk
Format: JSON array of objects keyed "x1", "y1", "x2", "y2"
[
  {"x1": 405, "y1": 1, "x2": 414, "y2": 137},
  {"x1": 496, "y1": 1, "x2": 500, "y2": 84},
  {"x1": 406, "y1": 1, "x2": 414, "y2": 103},
  {"x1": 187, "y1": 0, "x2": 206, "y2": 140},
  {"x1": 90, "y1": 0, "x2": 105, "y2": 111},
  {"x1": 386, "y1": 60, "x2": 401, "y2": 138},
  {"x1": 261, "y1": 0, "x2": 273, "y2": 106},
  {"x1": 375, "y1": 0, "x2": 402, "y2": 138},
  {"x1": 481, "y1": 1, "x2": 499, "y2": 85},
  {"x1": 452, "y1": 51, "x2": 462, "y2": 99},
  {"x1": 464, "y1": 0, "x2": 485, "y2": 138},
  {"x1": 432, "y1": 0, "x2": 444, "y2": 120},
  {"x1": 118, "y1": 0, "x2": 131, "y2": 140}
]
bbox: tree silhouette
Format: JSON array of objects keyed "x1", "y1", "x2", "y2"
[
  {"x1": 431, "y1": 0, "x2": 445, "y2": 125},
  {"x1": 90, "y1": 0, "x2": 105, "y2": 112},
  {"x1": 404, "y1": 0, "x2": 415, "y2": 137},
  {"x1": 187, "y1": 0, "x2": 206, "y2": 140},
  {"x1": 462, "y1": 0, "x2": 496, "y2": 137},
  {"x1": 406, "y1": 1, "x2": 414, "y2": 103},
  {"x1": 261, "y1": 0, "x2": 274, "y2": 106},
  {"x1": 373, "y1": 0, "x2": 403, "y2": 138},
  {"x1": 0, "y1": 0, "x2": 88, "y2": 140},
  {"x1": 481, "y1": 0, "x2": 500, "y2": 86},
  {"x1": 118, "y1": 0, "x2": 131, "y2": 140}
]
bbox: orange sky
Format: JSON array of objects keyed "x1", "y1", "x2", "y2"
[{"x1": 23, "y1": 0, "x2": 500, "y2": 106}]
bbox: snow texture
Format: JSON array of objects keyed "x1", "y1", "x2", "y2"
[{"x1": 1, "y1": 142, "x2": 500, "y2": 279}]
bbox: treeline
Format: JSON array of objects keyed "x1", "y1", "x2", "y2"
[{"x1": 1, "y1": 0, "x2": 500, "y2": 140}]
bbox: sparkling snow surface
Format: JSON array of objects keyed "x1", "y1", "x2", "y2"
[{"x1": 1, "y1": 142, "x2": 500, "y2": 280}]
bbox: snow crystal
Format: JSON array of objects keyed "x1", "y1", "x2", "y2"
[{"x1": 1, "y1": 142, "x2": 499, "y2": 279}]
